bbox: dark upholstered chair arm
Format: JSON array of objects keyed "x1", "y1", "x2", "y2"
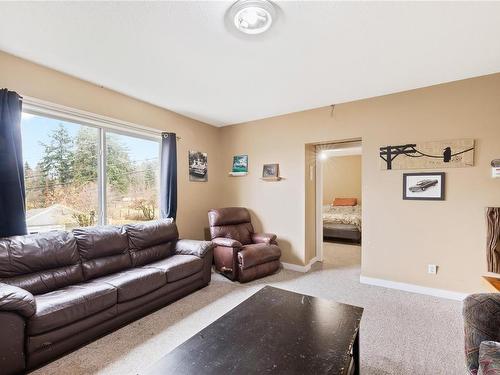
[
  {"x1": 175, "y1": 240, "x2": 214, "y2": 258},
  {"x1": 251, "y1": 233, "x2": 277, "y2": 245},
  {"x1": 463, "y1": 293, "x2": 500, "y2": 374},
  {"x1": 212, "y1": 237, "x2": 243, "y2": 248},
  {"x1": 0, "y1": 283, "x2": 36, "y2": 318}
]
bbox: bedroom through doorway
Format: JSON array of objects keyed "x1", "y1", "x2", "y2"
[{"x1": 315, "y1": 140, "x2": 362, "y2": 267}]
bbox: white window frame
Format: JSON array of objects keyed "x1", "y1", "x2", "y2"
[{"x1": 21, "y1": 96, "x2": 162, "y2": 226}]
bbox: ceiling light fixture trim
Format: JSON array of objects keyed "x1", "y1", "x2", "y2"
[{"x1": 229, "y1": 0, "x2": 276, "y2": 35}]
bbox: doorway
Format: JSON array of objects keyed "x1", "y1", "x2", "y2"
[{"x1": 315, "y1": 140, "x2": 362, "y2": 267}]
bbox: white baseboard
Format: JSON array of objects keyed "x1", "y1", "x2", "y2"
[
  {"x1": 359, "y1": 276, "x2": 468, "y2": 301},
  {"x1": 282, "y1": 256, "x2": 319, "y2": 273}
]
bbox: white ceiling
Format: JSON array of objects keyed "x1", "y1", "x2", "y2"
[{"x1": 0, "y1": 1, "x2": 500, "y2": 127}]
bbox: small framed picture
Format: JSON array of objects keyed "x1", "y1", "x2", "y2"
[
  {"x1": 262, "y1": 163, "x2": 279, "y2": 178},
  {"x1": 232, "y1": 155, "x2": 248, "y2": 173},
  {"x1": 403, "y1": 172, "x2": 445, "y2": 200},
  {"x1": 189, "y1": 150, "x2": 208, "y2": 182}
]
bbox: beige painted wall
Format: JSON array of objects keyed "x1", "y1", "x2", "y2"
[
  {"x1": 322, "y1": 155, "x2": 362, "y2": 205},
  {"x1": 219, "y1": 73, "x2": 500, "y2": 294},
  {"x1": 3, "y1": 50, "x2": 499, "y2": 294},
  {"x1": 0, "y1": 51, "x2": 222, "y2": 240}
]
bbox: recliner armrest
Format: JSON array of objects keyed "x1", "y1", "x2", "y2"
[
  {"x1": 175, "y1": 239, "x2": 214, "y2": 258},
  {"x1": 251, "y1": 232, "x2": 277, "y2": 245},
  {"x1": 212, "y1": 237, "x2": 242, "y2": 248},
  {"x1": 0, "y1": 283, "x2": 36, "y2": 318}
]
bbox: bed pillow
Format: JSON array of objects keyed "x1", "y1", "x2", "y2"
[
  {"x1": 478, "y1": 341, "x2": 500, "y2": 375},
  {"x1": 333, "y1": 198, "x2": 357, "y2": 206}
]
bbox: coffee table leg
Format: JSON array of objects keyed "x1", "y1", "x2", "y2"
[{"x1": 353, "y1": 332, "x2": 360, "y2": 375}]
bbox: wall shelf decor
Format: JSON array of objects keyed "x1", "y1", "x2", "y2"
[
  {"x1": 260, "y1": 176, "x2": 282, "y2": 182},
  {"x1": 232, "y1": 155, "x2": 248, "y2": 173},
  {"x1": 262, "y1": 163, "x2": 280, "y2": 178},
  {"x1": 228, "y1": 172, "x2": 248, "y2": 177}
]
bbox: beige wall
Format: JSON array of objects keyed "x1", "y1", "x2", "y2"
[
  {"x1": 220, "y1": 73, "x2": 500, "y2": 294},
  {"x1": 3, "y1": 50, "x2": 499, "y2": 294},
  {"x1": 322, "y1": 155, "x2": 362, "y2": 205},
  {"x1": 0, "y1": 51, "x2": 222, "y2": 240}
]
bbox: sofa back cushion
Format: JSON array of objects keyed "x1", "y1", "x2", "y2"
[
  {"x1": 73, "y1": 225, "x2": 131, "y2": 280},
  {"x1": 208, "y1": 207, "x2": 254, "y2": 245},
  {"x1": 125, "y1": 219, "x2": 178, "y2": 266},
  {"x1": 0, "y1": 231, "x2": 83, "y2": 295}
]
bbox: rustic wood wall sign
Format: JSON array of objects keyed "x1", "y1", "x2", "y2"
[{"x1": 380, "y1": 139, "x2": 474, "y2": 170}]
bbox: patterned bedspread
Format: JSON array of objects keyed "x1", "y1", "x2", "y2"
[{"x1": 323, "y1": 205, "x2": 362, "y2": 231}]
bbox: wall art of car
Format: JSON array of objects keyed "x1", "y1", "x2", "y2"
[
  {"x1": 190, "y1": 160, "x2": 207, "y2": 177},
  {"x1": 409, "y1": 179, "x2": 438, "y2": 192}
]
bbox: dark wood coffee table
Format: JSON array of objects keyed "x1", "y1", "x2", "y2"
[{"x1": 145, "y1": 286, "x2": 363, "y2": 375}]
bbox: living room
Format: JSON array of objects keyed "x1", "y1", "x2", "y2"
[{"x1": 0, "y1": 2, "x2": 500, "y2": 375}]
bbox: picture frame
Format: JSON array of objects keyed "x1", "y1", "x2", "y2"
[
  {"x1": 189, "y1": 150, "x2": 208, "y2": 182},
  {"x1": 262, "y1": 163, "x2": 279, "y2": 178},
  {"x1": 403, "y1": 172, "x2": 445, "y2": 201},
  {"x1": 232, "y1": 155, "x2": 248, "y2": 173}
]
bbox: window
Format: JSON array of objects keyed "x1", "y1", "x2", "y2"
[
  {"x1": 21, "y1": 111, "x2": 160, "y2": 233},
  {"x1": 105, "y1": 132, "x2": 159, "y2": 225}
]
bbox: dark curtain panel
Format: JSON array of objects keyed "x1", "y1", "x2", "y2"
[
  {"x1": 0, "y1": 89, "x2": 27, "y2": 237},
  {"x1": 160, "y1": 132, "x2": 177, "y2": 220},
  {"x1": 487, "y1": 207, "x2": 500, "y2": 273}
]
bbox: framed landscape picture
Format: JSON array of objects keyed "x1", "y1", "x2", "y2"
[
  {"x1": 403, "y1": 172, "x2": 445, "y2": 201},
  {"x1": 232, "y1": 155, "x2": 248, "y2": 173}
]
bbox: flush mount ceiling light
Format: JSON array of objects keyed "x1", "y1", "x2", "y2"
[{"x1": 229, "y1": 0, "x2": 276, "y2": 35}]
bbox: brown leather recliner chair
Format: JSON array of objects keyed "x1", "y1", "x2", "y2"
[{"x1": 208, "y1": 207, "x2": 281, "y2": 283}]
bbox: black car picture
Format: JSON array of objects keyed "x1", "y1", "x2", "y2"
[
  {"x1": 189, "y1": 150, "x2": 208, "y2": 181},
  {"x1": 409, "y1": 179, "x2": 438, "y2": 192}
]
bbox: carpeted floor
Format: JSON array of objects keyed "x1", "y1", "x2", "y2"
[{"x1": 33, "y1": 242, "x2": 465, "y2": 375}]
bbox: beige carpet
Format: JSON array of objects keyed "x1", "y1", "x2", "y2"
[{"x1": 33, "y1": 242, "x2": 465, "y2": 375}]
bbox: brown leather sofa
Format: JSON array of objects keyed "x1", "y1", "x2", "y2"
[
  {"x1": 0, "y1": 219, "x2": 214, "y2": 375},
  {"x1": 208, "y1": 207, "x2": 281, "y2": 283}
]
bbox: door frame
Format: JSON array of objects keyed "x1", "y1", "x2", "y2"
[
  {"x1": 314, "y1": 139, "x2": 362, "y2": 261},
  {"x1": 315, "y1": 154, "x2": 324, "y2": 262}
]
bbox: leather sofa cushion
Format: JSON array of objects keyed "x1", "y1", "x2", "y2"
[
  {"x1": 73, "y1": 225, "x2": 131, "y2": 280},
  {"x1": 130, "y1": 243, "x2": 174, "y2": 267},
  {"x1": 208, "y1": 208, "x2": 255, "y2": 246},
  {"x1": 0, "y1": 231, "x2": 84, "y2": 295},
  {"x1": 238, "y1": 244, "x2": 281, "y2": 270},
  {"x1": 91, "y1": 268, "x2": 166, "y2": 302},
  {"x1": 238, "y1": 259, "x2": 280, "y2": 283},
  {"x1": 210, "y1": 223, "x2": 254, "y2": 246},
  {"x1": 73, "y1": 225, "x2": 128, "y2": 260},
  {"x1": 126, "y1": 219, "x2": 178, "y2": 250},
  {"x1": 126, "y1": 220, "x2": 178, "y2": 266},
  {"x1": 27, "y1": 306, "x2": 117, "y2": 354},
  {"x1": 28, "y1": 283, "x2": 117, "y2": 335},
  {"x1": 208, "y1": 207, "x2": 251, "y2": 226},
  {"x1": 143, "y1": 255, "x2": 203, "y2": 282}
]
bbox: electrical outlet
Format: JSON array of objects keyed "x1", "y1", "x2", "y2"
[{"x1": 427, "y1": 264, "x2": 438, "y2": 275}]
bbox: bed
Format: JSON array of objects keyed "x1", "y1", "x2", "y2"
[{"x1": 322, "y1": 204, "x2": 362, "y2": 243}]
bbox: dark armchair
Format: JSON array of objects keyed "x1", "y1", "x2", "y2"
[{"x1": 208, "y1": 207, "x2": 281, "y2": 283}]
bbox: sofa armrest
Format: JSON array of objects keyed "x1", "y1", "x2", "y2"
[
  {"x1": 212, "y1": 237, "x2": 242, "y2": 248},
  {"x1": 175, "y1": 239, "x2": 214, "y2": 258},
  {"x1": 0, "y1": 283, "x2": 36, "y2": 318},
  {"x1": 251, "y1": 232, "x2": 277, "y2": 245},
  {"x1": 463, "y1": 293, "x2": 500, "y2": 374}
]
